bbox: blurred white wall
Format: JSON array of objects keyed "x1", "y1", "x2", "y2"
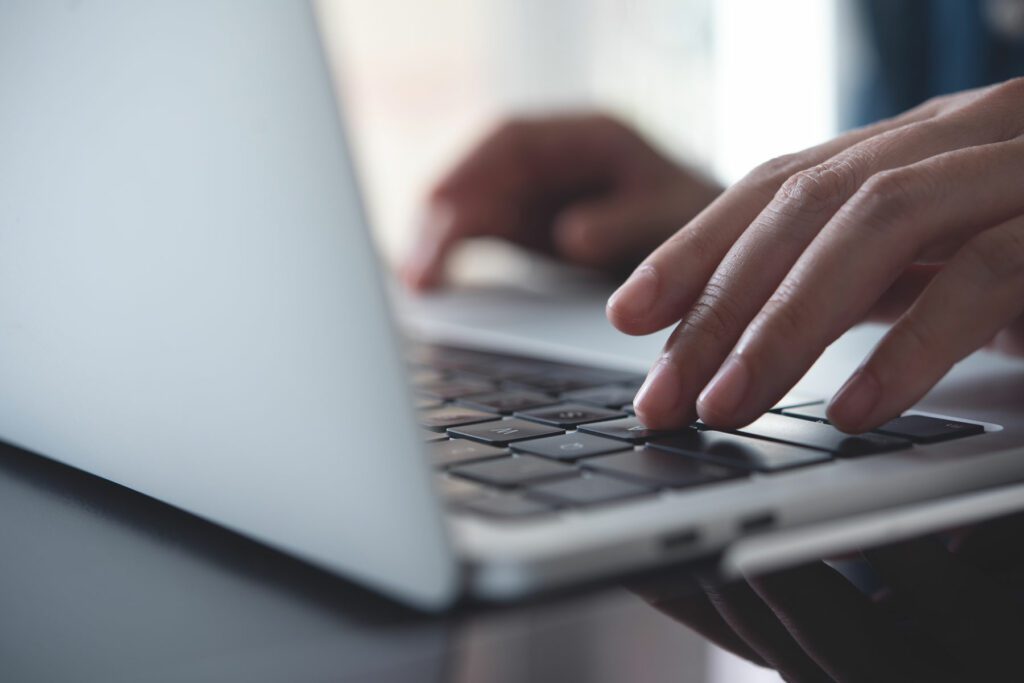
[{"x1": 315, "y1": 0, "x2": 842, "y2": 267}]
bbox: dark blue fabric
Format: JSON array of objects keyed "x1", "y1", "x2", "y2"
[{"x1": 849, "y1": 0, "x2": 1024, "y2": 128}]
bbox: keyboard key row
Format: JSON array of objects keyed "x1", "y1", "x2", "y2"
[
  {"x1": 733, "y1": 412, "x2": 910, "y2": 456},
  {"x1": 579, "y1": 416, "x2": 689, "y2": 444},
  {"x1": 778, "y1": 403, "x2": 985, "y2": 443},
  {"x1": 419, "y1": 406, "x2": 497, "y2": 431},
  {"x1": 651, "y1": 430, "x2": 830, "y2": 472},
  {"x1": 457, "y1": 390, "x2": 556, "y2": 414},
  {"x1": 448, "y1": 419, "x2": 565, "y2": 446},
  {"x1": 514, "y1": 403, "x2": 626, "y2": 428}
]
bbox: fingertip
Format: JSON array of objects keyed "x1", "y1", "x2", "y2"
[
  {"x1": 633, "y1": 359, "x2": 693, "y2": 429},
  {"x1": 606, "y1": 265, "x2": 661, "y2": 335},
  {"x1": 826, "y1": 368, "x2": 882, "y2": 433}
]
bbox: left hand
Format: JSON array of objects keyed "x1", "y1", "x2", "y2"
[{"x1": 607, "y1": 79, "x2": 1024, "y2": 432}]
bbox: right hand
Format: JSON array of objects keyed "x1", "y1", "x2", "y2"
[{"x1": 401, "y1": 113, "x2": 722, "y2": 290}]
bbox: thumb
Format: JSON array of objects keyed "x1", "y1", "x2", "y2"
[{"x1": 552, "y1": 193, "x2": 680, "y2": 271}]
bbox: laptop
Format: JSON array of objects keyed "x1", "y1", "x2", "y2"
[{"x1": 3, "y1": 1, "x2": 1024, "y2": 611}]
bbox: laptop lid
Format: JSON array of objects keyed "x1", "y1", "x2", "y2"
[{"x1": 0, "y1": 1, "x2": 457, "y2": 609}]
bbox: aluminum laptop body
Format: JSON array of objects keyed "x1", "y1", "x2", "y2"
[{"x1": 2, "y1": 1, "x2": 1023, "y2": 611}]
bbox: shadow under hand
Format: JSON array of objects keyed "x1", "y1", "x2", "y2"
[{"x1": 629, "y1": 513, "x2": 1024, "y2": 683}]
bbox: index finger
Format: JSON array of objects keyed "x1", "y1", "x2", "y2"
[{"x1": 606, "y1": 97, "x2": 948, "y2": 336}]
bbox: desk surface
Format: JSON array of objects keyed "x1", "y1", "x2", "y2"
[{"x1": 0, "y1": 439, "x2": 769, "y2": 683}]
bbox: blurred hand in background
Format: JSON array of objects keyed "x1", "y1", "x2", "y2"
[{"x1": 401, "y1": 113, "x2": 722, "y2": 291}]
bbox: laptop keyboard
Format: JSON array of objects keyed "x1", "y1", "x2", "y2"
[{"x1": 411, "y1": 344, "x2": 987, "y2": 520}]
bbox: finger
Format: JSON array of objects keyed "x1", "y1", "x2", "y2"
[
  {"x1": 634, "y1": 112, "x2": 996, "y2": 428},
  {"x1": 607, "y1": 96, "x2": 950, "y2": 338},
  {"x1": 989, "y1": 314, "x2": 1024, "y2": 356},
  {"x1": 860, "y1": 265, "x2": 940, "y2": 324},
  {"x1": 401, "y1": 203, "x2": 463, "y2": 290},
  {"x1": 829, "y1": 213, "x2": 1024, "y2": 431},
  {"x1": 552, "y1": 191, "x2": 702, "y2": 271},
  {"x1": 403, "y1": 115, "x2": 630, "y2": 290},
  {"x1": 750, "y1": 562, "x2": 952, "y2": 683},
  {"x1": 699, "y1": 579, "x2": 835, "y2": 681},
  {"x1": 864, "y1": 537, "x2": 1024, "y2": 679},
  {"x1": 699, "y1": 135, "x2": 1024, "y2": 429}
]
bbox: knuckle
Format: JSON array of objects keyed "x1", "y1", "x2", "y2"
[
  {"x1": 992, "y1": 76, "x2": 1024, "y2": 102},
  {"x1": 983, "y1": 77, "x2": 1024, "y2": 136},
  {"x1": 744, "y1": 153, "x2": 804, "y2": 194},
  {"x1": 775, "y1": 160, "x2": 860, "y2": 215},
  {"x1": 679, "y1": 281, "x2": 746, "y2": 347},
  {"x1": 919, "y1": 92, "x2": 957, "y2": 114},
  {"x1": 757, "y1": 285, "x2": 816, "y2": 344},
  {"x1": 848, "y1": 169, "x2": 923, "y2": 229}
]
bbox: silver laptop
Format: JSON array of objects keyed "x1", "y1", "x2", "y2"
[{"x1": 3, "y1": 2, "x2": 1024, "y2": 610}]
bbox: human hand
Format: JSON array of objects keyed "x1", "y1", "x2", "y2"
[
  {"x1": 401, "y1": 114, "x2": 722, "y2": 290},
  {"x1": 631, "y1": 513, "x2": 1024, "y2": 683},
  {"x1": 607, "y1": 80, "x2": 1024, "y2": 432}
]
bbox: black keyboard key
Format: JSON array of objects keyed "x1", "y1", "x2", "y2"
[
  {"x1": 561, "y1": 385, "x2": 639, "y2": 409},
  {"x1": 512, "y1": 433, "x2": 630, "y2": 461},
  {"x1": 417, "y1": 379, "x2": 494, "y2": 400},
  {"x1": 422, "y1": 430, "x2": 447, "y2": 442},
  {"x1": 430, "y1": 440, "x2": 508, "y2": 468},
  {"x1": 730, "y1": 413, "x2": 911, "y2": 456},
  {"x1": 780, "y1": 402, "x2": 829, "y2": 421},
  {"x1": 457, "y1": 390, "x2": 557, "y2": 414},
  {"x1": 458, "y1": 493, "x2": 555, "y2": 519},
  {"x1": 874, "y1": 414, "x2": 984, "y2": 443},
  {"x1": 437, "y1": 476, "x2": 487, "y2": 503},
  {"x1": 419, "y1": 406, "x2": 498, "y2": 431},
  {"x1": 504, "y1": 367, "x2": 625, "y2": 394},
  {"x1": 651, "y1": 430, "x2": 831, "y2": 472},
  {"x1": 527, "y1": 473, "x2": 655, "y2": 507},
  {"x1": 451, "y1": 454, "x2": 576, "y2": 487},
  {"x1": 579, "y1": 417, "x2": 692, "y2": 444},
  {"x1": 584, "y1": 448, "x2": 746, "y2": 489},
  {"x1": 448, "y1": 419, "x2": 565, "y2": 446},
  {"x1": 516, "y1": 403, "x2": 627, "y2": 428}
]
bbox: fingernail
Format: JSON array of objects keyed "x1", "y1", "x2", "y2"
[
  {"x1": 828, "y1": 369, "x2": 881, "y2": 430},
  {"x1": 607, "y1": 265, "x2": 659, "y2": 323},
  {"x1": 634, "y1": 358, "x2": 682, "y2": 419},
  {"x1": 698, "y1": 356, "x2": 750, "y2": 422}
]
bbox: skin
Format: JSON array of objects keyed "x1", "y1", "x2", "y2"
[
  {"x1": 628, "y1": 513, "x2": 1024, "y2": 682},
  {"x1": 401, "y1": 114, "x2": 723, "y2": 290},
  {"x1": 406, "y1": 83, "x2": 1024, "y2": 433}
]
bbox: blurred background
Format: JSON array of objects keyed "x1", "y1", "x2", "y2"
[{"x1": 314, "y1": 0, "x2": 861, "y2": 278}]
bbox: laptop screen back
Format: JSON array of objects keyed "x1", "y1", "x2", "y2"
[{"x1": 0, "y1": 1, "x2": 456, "y2": 609}]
